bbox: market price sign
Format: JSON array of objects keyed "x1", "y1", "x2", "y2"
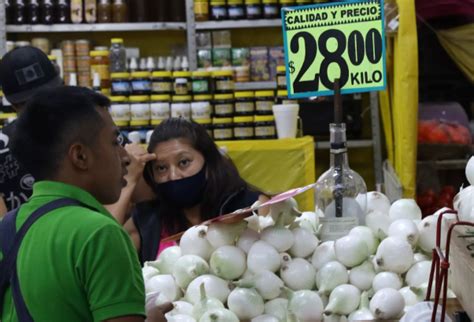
[{"x1": 282, "y1": 0, "x2": 387, "y2": 98}]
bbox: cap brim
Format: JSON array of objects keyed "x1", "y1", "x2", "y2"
[{"x1": 5, "y1": 75, "x2": 63, "y2": 105}]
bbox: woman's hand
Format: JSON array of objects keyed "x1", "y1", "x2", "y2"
[{"x1": 124, "y1": 144, "x2": 156, "y2": 187}]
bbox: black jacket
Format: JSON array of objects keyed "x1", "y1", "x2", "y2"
[{"x1": 131, "y1": 187, "x2": 260, "y2": 264}]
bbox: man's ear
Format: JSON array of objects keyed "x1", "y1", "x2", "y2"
[{"x1": 68, "y1": 143, "x2": 92, "y2": 170}]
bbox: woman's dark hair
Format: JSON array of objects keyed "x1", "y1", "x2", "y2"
[{"x1": 145, "y1": 118, "x2": 250, "y2": 234}]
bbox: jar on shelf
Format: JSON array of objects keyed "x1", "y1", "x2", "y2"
[
  {"x1": 129, "y1": 95, "x2": 150, "y2": 127},
  {"x1": 110, "y1": 96, "x2": 130, "y2": 127},
  {"x1": 171, "y1": 95, "x2": 192, "y2": 119},
  {"x1": 213, "y1": 70, "x2": 234, "y2": 93},
  {"x1": 234, "y1": 66, "x2": 250, "y2": 82},
  {"x1": 213, "y1": 117, "x2": 234, "y2": 140},
  {"x1": 279, "y1": 0, "x2": 295, "y2": 9},
  {"x1": 192, "y1": 71, "x2": 212, "y2": 95},
  {"x1": 192, "y1": 95, "x2": 213, "y2": 120},
  {"x1": 130, "y1": 71, "x2": 151, "y2": 95},
  {"x1": 98, "y1": 0, "x2": 112, "y2": 23},
  {"x1": 111, "y1": 72, "x2": 131, "y2": 96},
  {"x1": 254, "y1": 115, "x2": 276, "y2": 139},
  {"x1": 262, "y1": 0, "x2": 279, "y2": 19},
  {"x1": 150, "y1": 94, "x2": 171, "y2": 125},
  {"x1": 152, "y1": 71, "x2": 172, "y2": 95},
  {"x1": 296, "y1": 0, "x2": 312, "y2": 5},
  {"x1": 213, "y1": 94, "x2": 234, "y2": 117},
  {"x1": 255, "y1": 90, "x2": 274, "y2": 115},
  {"x1": 276, "y1": 89, "x2": 295, "y2": 105},
  {"x1": 195, "y1": 0, "x2": 209, "y2": 21},
  {"x1": 195, "y1": 118, "x2": 213, "y2": 138},
  {"x1": 210, "y1": 1, "x2": 228, "y2": 20},
  {"x1": 112, "y1": 0, "x2": 128, "y2": 22},
  {"x1": 75, "y1": 39, "x2": 90, "y2": 57},
  {"x1": 234, "y1": 91, "x2": 255, "y2": 116},
  {"x1": 233, "y1": 116, "x2": 254, "y2": 140},
  {"x1": 228, "y1": 0, "x2": 245, "y2": 20},
  {"x1": 245, "y1": 0, "x2": 262, "y2": 19},
  {"x1": 90, "y1": 50, "x2": 110, "y2": 89},
  {"x1": 173, "y1": 71, "x2": 192, "y2": 95},
  {"x1": 276, "y1": 65, "x2": 287, "y2": 89}
]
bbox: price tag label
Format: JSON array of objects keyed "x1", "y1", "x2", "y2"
[{"x1": 282, "y1": 0, "x2": 387, "y2": 98}]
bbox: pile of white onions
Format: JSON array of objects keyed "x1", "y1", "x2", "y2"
[{"x1": 142, "y1": 188, "x2": 465, "y2": 322}]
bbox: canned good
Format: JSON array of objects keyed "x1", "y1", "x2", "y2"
[
  {"x1": 130, "y1": 95, "x2": 150, "y2": 126},
  {"x1": 171, "y1": 95, "x2": 192, "y2": 119},
  {"x1": 150, "y1": 95, "x2": 171, "y2": 125},
  {"x1": 277, "y1": 65, "x2": 287, "y2": 89},
  {"x1": 62, "y1": 40, "x2": 76, "y2": 57},
  {"x1": 192, "y1": 71, "x2": 212, "y2": 94},
  {"x1": 213, "y1": 70, "x2": 234, "y2": 93},
  {"x1": 214, "y1": 93, "x2": 234, "y2": 117},
  {"x1": 62, "y1": 57, "x2": 77, "y2": 72},
  {"x1": 255, "y1": 90, "x2": 274, "y2": 115},
  {"x1": 234, "y1": 91, "x2": 255, "y2": 116},
  {"x1": 75, "y1": 39, "x2": 91, "y2": 57},
  {"x1": 152, "y1": 71, "x2": 173, "y2": 95},
  {"x1": 233, "y1": 116, "x2": 254, "y2": 140},
  {"x1": 78, "y1": 72, "x2": 91, "y2": 87},
  {"x1": 110, "y1": 96, "x2": 131, "y2": 127},
  {"x1": 76, "y1": 56, "x2": 91, "y2": 72},
  {"x1": 262, "y1": 0, "x2": 279, "y2": 18},
  {"x1": 213, "y1": 117, "x2": 233, "y2": 140},
  {"x1": 254, "y1": 115, "x2": 276, "y2": 139},
  {"x1": 173, "y1": 71, "x2": 192, "y2": 94},
  {"x1": 192, "y1": 95, "x2": 213, "y2": 120},
  {"x1": 111, "y1": 72, "x2": 131, "y2": 96},
  {"x1": 131, "y1": 71, "x2": 152, "y2": 95},
  {"x1": 228, "y1": 0, "x2": 245, "y2": 19}
]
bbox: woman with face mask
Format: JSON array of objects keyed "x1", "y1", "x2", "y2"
[{"x1": 124, "y1": 118, "x2": 264, "y2": 264}]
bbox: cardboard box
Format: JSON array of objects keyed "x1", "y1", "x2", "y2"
[
  {"x1": 197, "y1": 49, "x2": 212, "y2": 69},
  {"x1": 450, "y1": 226, "x2": 474, "y2": 320},
  {"x1": 268, "y1": 46, "x2": 285, "y2": 81},
  {"x1": 231, "y1": 48, "x2": 250, "y2": 67},
  {"x1": 250, "y1": 47, "x2": 270, "y2": 82},
  {"x1": 212, "y1": 48, "x2": 232, "y2": 67}
]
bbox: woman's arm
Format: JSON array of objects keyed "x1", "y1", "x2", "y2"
[{"x1": 124, "y1": 217, "x2": 141, "y2": 251}]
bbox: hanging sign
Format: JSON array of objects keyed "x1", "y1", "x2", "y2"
[{"x1": 282, "y1": 0, "x2": 387, "y2": 98}]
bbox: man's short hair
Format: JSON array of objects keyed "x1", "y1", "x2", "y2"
[{"x1": 11, "y1": 86, "x2": 111, "y2": 180}]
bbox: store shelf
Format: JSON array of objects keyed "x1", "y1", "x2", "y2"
[
  {"x1": 315, "y1": 140, "x2": 374, "y2": 150},
  {"x1": 196, "y1": 19, "x2": 282, "y2": 30},
  {"x1": 5, "y1": 22, "x2": 187, "y2": 33},
  {"x1": 417, "y1": 159, "x2": 468, "y2": 170},
  {"x1": 235, "y1": 81, "x2": 277, "y2": 90}
]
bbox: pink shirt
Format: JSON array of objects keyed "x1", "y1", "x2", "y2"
[{"x1": 156, "y1": 228, "x2": 177, "y2": 259}]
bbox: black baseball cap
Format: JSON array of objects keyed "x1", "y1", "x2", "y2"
[{"x1": 0, "y1": 46, "x2": 62, "y2": 105}]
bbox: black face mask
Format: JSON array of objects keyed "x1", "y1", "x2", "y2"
[{"x1": 152, "y1": 165, "x2": 207, "y2": 209}]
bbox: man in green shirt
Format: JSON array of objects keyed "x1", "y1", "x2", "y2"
[{"x1": 1, "y1": 86, "x2": 163, "y2": 321}]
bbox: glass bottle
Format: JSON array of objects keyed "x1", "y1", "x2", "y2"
[
  {"x1": 112, "y1": 0, "x2": 128, "y2": 22},
  {"x1": 55, "y1": 0, "x2": 71, "y2": 23},
  {"x1": 315, "y1": 123, "x2": 367, "y2": 241},
  {"x1": 109, "y1": 38, "x2": 127, "y2": 73},
  {"x1": 131, "y1": 0, "x2": 147, "y2": 22},
  {"x1": 156, "y1": 0, "x2": 168, "y2": 21},
  {"x1": 84, "y1": 0, "x2": 97, "y2": 23},
  {"x1": 26, "y1": 0, "x2": 40, "y2": 24},
  {"x1": 70, "y1": 0, "x2": 82, "y2": 23},
  {"x1": 169, "y1": 0, "x2": 185, "y2": 22},
  {"x1": 97, "y1": 0, "x2": 112, "y2": 22},
  {"x1": 12, "y1": 0, "x2": 26, "y2": 25},
  {"x1": 5, "y1": 0, "x2": 13, "y2": 24},
  {"x1": 40, "y1": 0, "x2": 54, "y2": 24}
]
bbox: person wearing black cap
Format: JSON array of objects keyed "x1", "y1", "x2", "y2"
[{"x1": 0, "y1": 46, "x2": 62, "y2": 214}]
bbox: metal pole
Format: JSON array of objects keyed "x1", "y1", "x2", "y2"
[
  {"x1": 370, "y1": 91, "x2": 384, "y2": 191},
  {"x1": 185, "y1": 0, "x2": 197, "y2": 71},
  {"x1": 0, "y1": 0, "x2": 7, "y2": 57}
]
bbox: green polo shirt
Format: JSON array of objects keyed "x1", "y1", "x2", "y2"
[{"x1": 1, "y1": 181, "x2": 145, "y2": 322}]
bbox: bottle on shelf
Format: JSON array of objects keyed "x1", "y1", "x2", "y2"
[
  {"x1": 5, "y1": 0, "x2": 13, "y2": 24},
  {"x1": 315, "y1": 123, "x2": 368, "y2": 241},
  {"x1": 131, "y1": 0, "x2": 148, "y2": 22},
  {"x1": 12, "y1": 0, "x2": 26, "y2": 25},
  {"x1": 112, "y1": 0, "x2": 128, "y2": 22},
  {"x1": 92, "y1": 73, "x2": 101, "y2": 92},
  {"x1": 139, "y1": 58, "x2": 147, "y2": 72},
  {"x1": 97, "y1": 0, "x2": 112, "y2": 23},
  {"x1": 155, "y1": 0, "x2": 168, "y2": 22},
  {"x1": 70, "y1": 0, "x2": 83, "y2": 23},
  {"x1": 146, "y1": 57, "x2": 155, "y2": 72},
  {"x1": 181, "y1": 56, "x2": 189, "y2": 71},
  {"x1": 109, "y1": 38, "x2": 127, "y2": 73},
  {"x1": 169, "y1": 0, "x2": 185, "y2": 22},
  {"x1": 68, "y1": 72, "x2": 78, "y2": 86},
  {"x1": 173, "y1": 57, "x2": 182, "y2": 71},
  {"x1": 26, "y1": 0, "x2": 40, "y2": 24},
  {"x1": 157, "y1": 57, "x2": 165, "y2": 71},
  {"x1": 84, "y1": 0, "x2": 97, "y2": 23},
  {"x1": 165, "y1": 57, "x2": 173, "y2": 71},
  {"x1": 40, "y1": 0, "x2": 54, "y2": 24},
  {"x1": 55, "y1": 0, "x2": 71, "y2": 23},
  {"x1": 128, "y1": 57, "x2": 138, "y2": 73}
]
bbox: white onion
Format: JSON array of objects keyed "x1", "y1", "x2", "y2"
[
  {"x1": 316, "y1": 261, "x2": 349, "y2": 295},
  {"x1": 185, "y1": 275, "x2": 231, "y2": 305},
  {"x1": 388, "y1": 219, "x2": 419, "y2": 247},
  {"x1": 335, "y1": 235, "x2": 369, "y2": 268},
  {"x1": 145, "y1": 274, "x2": 182, "y2": 305},
  {"x1": 142, "y1": 265, "x2": 160, "y2": 282},
  {"x1": 372, "y1": 272, "x2": 403, "y2": 292},
  {"x1": 192, "y1": 284, "x2": 225, "y2": 320},
  {"x1": 399, "y1": 287, "x2": 422, "y2": 308},
  {"x1": 405, "y1": 260, "x2": 432, "y2": 288},
  {"x1": 349, "y1": 226, "x2": 379, "y2": 255},
  {"x1": 294, "y1": 211, "x2": 320, "y2": 234},
  {"x1": 251, "y1": 314, "x2": 280, "y2": 322},
  {"x1": 366, "y1": 191, "x2": 391, "y2": 214},
  {"x1": 247, "y1": 241, "x2": 281, "y2": 273},
  {"x1": 453, "y1": 186, "x2": 474, "y2": 222},
  {"x1": 325, "y1": 284, "x2": 361, "y2": 315},
  {"x1": 167, "y1": 314, "x2": 196, "y2": 322},
  {"x1": 389, "y1": 199, "x2": 422, "y2": 222},
  {"x1": 268, "y1": 198, "x2": 300, "y2": 226},
  {"x1": 236, "y1": 270, "x2": 284, "y2": 300},
  {"x1": 173, "y1": 255, "x2": 210, "y2": 289},
  {"x1": 260, "y1": 226, "x2": 294, "y2": 252},
  {"x1": 206, "y1": 222, "x2": 246, "y2": 248},
  {"x1": 348, "y1": 291, "x2": 374, "y2": 321},
  {"x1": 264, "y1": 298, "x2": 288, "y2": 321},
  {"x1": 165, "y1": 301, "x2": 194, "y2": 319},
  {"x1": 236, "y1": 228, "x2": 260, "y2": 254},
  {"x1": 369, "y1": 288, "x2": 405, "y2": 319},
  {"x1": 180, "y1": 225, "x2": 214, "y2": 261},
  {"x1": 417, "y1": 211, "x2": 457, "y2": 252},
  {"x1": 148, "y1": 245, "x2": 181, "y2": 274},
  {"x1": 349, "y1": 260, "x2": 376, "y2": 291},
  {"x1": 227, "y1": 288, "x2": 265, "y2": 320},
  {"x1": 465, "y1": 155, "x2": 474, "y2": 185},
  {"x1": 414, "y1": 252, "x2": 431, "y2": 264},
  {"x1": 288, "y1": 290, "x2": 324, "y2": 321},
  {"x1": 323, "y1": 314, "x2": 348, "y2": 322},
  {"x1": 280, "y1": 258, "x2": 316, "y2": 291},
  {"x1": 199, "y1": 308, "x2": 239, "y2": 322},
  {"x1": 375, "y1": 237, "x2": 414, "y2": 274},
  {"x1": 311, "y1": 241, "x2": 336, "y2": 270},
  {"x1": 210, "y1": 246, "x2": 246, "y2": 280},
  {"x1": 365, "y1": 210, "x2": 391, "y2": 239},
  {"x1": 289, "y1": 228, "x2": 319, "y2": 258}
]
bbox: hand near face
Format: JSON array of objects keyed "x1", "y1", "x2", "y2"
[{"x1": 124, "y1": 144, "x2": 156, "y2": 186}]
